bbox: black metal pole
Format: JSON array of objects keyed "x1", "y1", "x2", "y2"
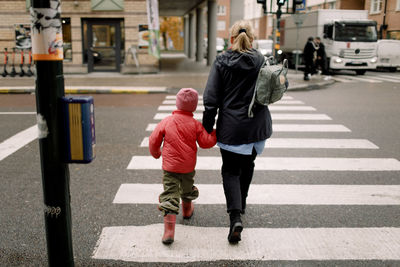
[
  {"x1": 30, "y1": 0, "x2": 74, "y2": 266},
  {"x1": 381, "y1": 0, "x2": 388, "y2": 39}
]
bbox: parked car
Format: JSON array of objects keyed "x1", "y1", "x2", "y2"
[
  {"x1": 376, "y1": 39, "x2": 400, "y2": 72},
  {"x1": 254, "y1": 39, "x2": 273, "y2": 56}
]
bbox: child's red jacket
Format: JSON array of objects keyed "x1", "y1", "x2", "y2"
[{"x1": 149, "y1": 110, "x2": 217, "y2": 173}]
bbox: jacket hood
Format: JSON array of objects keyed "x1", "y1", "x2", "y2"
[{"x1": 216, "y1": 48, "x2": 264, "y2": 71}]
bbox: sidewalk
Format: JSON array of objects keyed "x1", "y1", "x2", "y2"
[{"x1": 0, "y1": 53, "x2": 334, "y2": 94}]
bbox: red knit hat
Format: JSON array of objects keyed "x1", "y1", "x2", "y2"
[{"x1": 176, "y1": 88, "x2": 198, "y2": 112}]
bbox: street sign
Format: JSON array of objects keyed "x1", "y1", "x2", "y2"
[{"x1": 296, "y1": 0, "x2": 306, "y2": 11}]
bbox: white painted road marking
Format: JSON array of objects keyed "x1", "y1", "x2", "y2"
[
  {"x1": 331, "y1": 77, "x2": 355, "y2": 83},
  {"x1": 153, "y1": 113, "x2": 332, "y2": 120},
  {"x1": 336, "y1": 75, "x2": 382, "y2": 83},
  {"x1": 92, "y1": 225, "x2": 400, "y2": 262},
  {"x1": 113, "y1": 184, "x2": 400, "y2": 205},
  {"x1": 162, "y1": 100, "x2": 304, "y2": 105},
  {"x1": 273, "y1": 124, "x2": 350, "y2": 132},
  {"x1": 140, "y1": 137, "x2": 377, "y2": 149},
  {"x1": 0, "y1": 125, "x2": 38, "y2": 161},
  {"x1": 378, "y1": 74, "x2": 400, "y2": 81},
  {"x1": 165, "y1": 95, "x2": 294, "y2": 100},
  {"x1": 158, "y1": 106, "x2": 317, "y2": 111},
  {"x1": 0, "y1": 112, "x2": 36, "y2": 115},
  {"x1": 146, "y1": 123, "x2": 350, "y2": 132},
  {"x1": 127, "y1": 156, "x2": 400, "y2": 171},
  {"x1": 368, "y1": 76, "x2": 400, "y2": 83}
]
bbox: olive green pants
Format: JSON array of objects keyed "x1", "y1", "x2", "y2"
[{"x1": 158, "y1": 170, "x2": 199, "y2": 215}]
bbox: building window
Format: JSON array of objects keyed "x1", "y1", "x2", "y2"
[
  {"x1": 62, "y1": 18, "x2": 72, "y2": 61},
  {"x1": 388, "y1": 31, "x2": 400, "y2": 40},
  {"x1": 217, "y1": 5, "x2": 226, "y2": 15},
  {"x1": 329, "y1": 2, "x2": 336, "y2": 9},
  {"x1": 370, "y1": 0, "x2": 383, "y2": 14},
  {"x1": 397, "y1": 0, "x2": 400, "y2": 10},
  {"x1": 217, "y1": 20, "x2": 226, "y2": 31}
]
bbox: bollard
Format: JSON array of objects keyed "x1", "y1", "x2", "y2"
[
  {"x1": 26, "y1": 50, "x2": 34, "y2": 77},
  {"x1": 1, "y1": 48, "x2": 8, "y2": 77},
  {"x1": 10, "y1": 48, "x2": 16, "y2": 77},
  {"x1": 19, "y1": 49, "x2": 25, "y2": 77}
]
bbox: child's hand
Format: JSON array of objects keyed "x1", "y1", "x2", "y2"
[{"x1": 198, "y1": 127, "x2": 217, "y2": 149}]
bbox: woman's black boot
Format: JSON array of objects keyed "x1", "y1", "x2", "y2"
[{"x1": 228, "y1": 209, "x2": 243, "y2": 243}]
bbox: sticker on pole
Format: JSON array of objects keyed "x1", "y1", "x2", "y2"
[{"x1": 30, "y1": 0, "x2": 63, "y2": 61}]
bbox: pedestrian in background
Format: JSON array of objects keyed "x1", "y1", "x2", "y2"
[
  {"x1": 149, "y1": 88, "x2": 217, "y2": 245},
  {"x1": 303, "y1": 36, "x2": 318, "y2": 80},
  {"x1": 202, "y1": 20, "x2": 273, "y2": 244},
  {"x1": 315, "y1": 36, "x2": 328, "y2": 75}
]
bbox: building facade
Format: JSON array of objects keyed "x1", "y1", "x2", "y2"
[
  {"x1": 216, "y1": 0, "x2": 230, "y2": 39},
  {"x1": 0, "y1": 0, "x2": 158, "y2": 74},
  {"x1": 366, "y1": 0, "x2": 400, "y2": 39}
]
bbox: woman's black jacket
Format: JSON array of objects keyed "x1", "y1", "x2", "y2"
[{"x1": 202, "y1": 48, "x2": 273, "y2": 145}]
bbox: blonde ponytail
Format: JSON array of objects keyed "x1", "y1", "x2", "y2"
[{"x1": 230, "y1": 20, "x2": 255, "y2": 53}]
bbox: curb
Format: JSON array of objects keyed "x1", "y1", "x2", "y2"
[
  {"x1": 0, "y1": 80, "x2": 335, "y2": 94},
  {"x1": 287, "y1": 78, "x2": 336, "y2": 91},
  {"x1": 0, "y1": 86, "x2": 168, "y2": 94}
]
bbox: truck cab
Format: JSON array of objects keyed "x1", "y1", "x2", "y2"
[
  {"x1": 323, "y1": 20, "x2": 378, "y2": 75},
  {"x1": 279, "y1": 10, "x2": 379, "y2": 75}
]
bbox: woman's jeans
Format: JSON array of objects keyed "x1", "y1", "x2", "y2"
[{"x1": 220, "y1": 148, "x2": 257, "y2": 213}]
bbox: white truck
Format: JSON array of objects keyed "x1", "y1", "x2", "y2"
[{"x1": 280, "y1": 9, "x2": 378, "y2": 75}]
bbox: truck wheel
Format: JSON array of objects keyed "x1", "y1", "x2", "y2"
[{"x1": 355, "y1": 70, "x2": 366, "y2": 75}]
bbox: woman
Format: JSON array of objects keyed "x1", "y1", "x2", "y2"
[{"x1": 202, "y1": 20, "x2": 272, "y2": 244}]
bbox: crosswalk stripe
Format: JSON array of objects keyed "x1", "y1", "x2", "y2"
[
  {"x1": 146, "y1": 123, "x2": 350, "y2": 132},
  {"x1": 365, "y1": 76, "x2": 400, "y2": 83},
  {"x1": 140, "y1": 137, "x2": 377, "y2": 149},
  {"x1": 162, "y1": 100, "x2": 305, "y2": 105},
  {"x1": 166, "y1": 95, "x2": 203, "y2": 99},
  {"x1": 92, "y1": 225, "x2": 400, "y2": 262},
  {"x1": 113, "y1": 184, "x2": 400, "y2": 205},
  {"x1": 127, "y1": 156, "x2": 400, "y2": 171},
  {"x1": 336, "y1": 75, "x2": 382, "y2": 83},
  {"x1": 0, "y1": 125, "x2": 38, "y2": 161},
  {"x1": 0, "y1": 112, "x2": 36, "y2": 115},
  {"x1": 271, "y1": 100, "x2": 304, "y2": 105},
  {"x1": 331, "y1": 77, "x2": 355, "y2": 83},
  {"x1": 273, "y1": 124, "x2": 350, "y2": 132},
  {"x1": 165, "y1": 95, "x2": 294, "y2": 100},
  {"x1": 153, "y1": 113, "x2": 332, "y2": 121},
  {"x1": 377, "y1": 74, "x2": 400, "y2": 81},
  {"x1": 158, "y1": 106, "x2": 316, "y2": 111}
]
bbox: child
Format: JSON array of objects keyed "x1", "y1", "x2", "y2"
[{"x1": 149, "y1": 88, "x2": 217, "y2": 245}]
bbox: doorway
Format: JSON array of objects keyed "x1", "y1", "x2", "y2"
[{"x1": 85, "y1": 20, "x2": 122, "y2": 72}]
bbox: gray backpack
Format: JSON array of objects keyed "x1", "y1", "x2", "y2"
[{"x1": 248, "y1": 57, "x2": 289, "y2": 118}]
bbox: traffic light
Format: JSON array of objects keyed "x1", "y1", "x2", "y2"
[{"x1": 277, "y1": 0, "x2": 286, "y2": 6}]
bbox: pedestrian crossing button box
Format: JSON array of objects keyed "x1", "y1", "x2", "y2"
[{"x1": 62, "y1": 96, "x2": 96, "y2": 163}]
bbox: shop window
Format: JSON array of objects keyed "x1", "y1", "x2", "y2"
[
  {"x1": 370, "y1": 0, "x2": 382, "y2": 14},
  {"x1": 62, "y1": 18, "x2": 72, "y2": 61},
  {"x1": 81, "y1": 19, "x2": 125, "y2": 64}
]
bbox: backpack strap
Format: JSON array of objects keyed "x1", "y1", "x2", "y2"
[
  {"x1": 248, "y1": 57, "x2": 267, "y2": 118},
  {"x1": 248, "y1": 83, "x2": 257, "y2": 118}
]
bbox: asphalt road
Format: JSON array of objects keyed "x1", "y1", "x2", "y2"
[{"x1": 0, "y1": 76, "x2": 400, "y2": 266}]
